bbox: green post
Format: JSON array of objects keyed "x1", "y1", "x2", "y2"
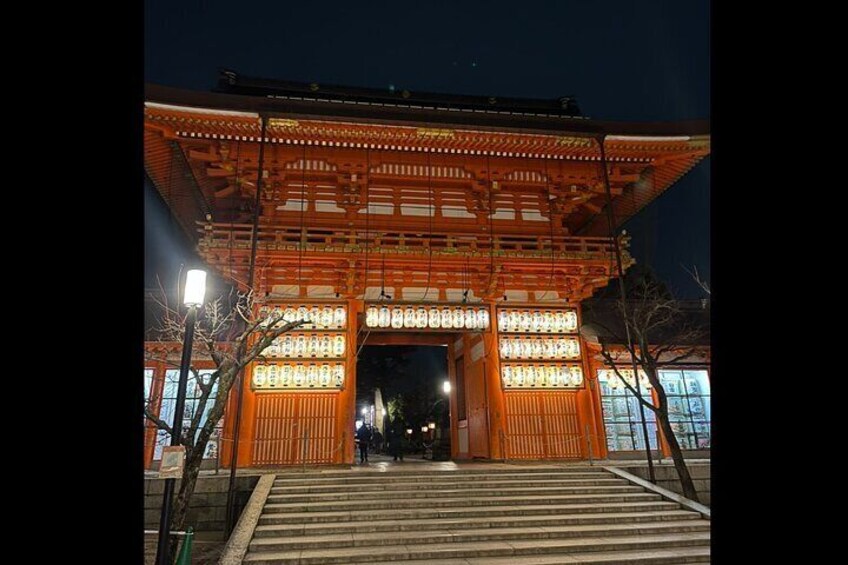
[{"x1": 174, "y1": 527, "x2": 193, "y2": 565}]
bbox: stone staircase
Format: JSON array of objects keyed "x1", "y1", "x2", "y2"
[{"x1": 243, "y1": 466, "x2": 710, "y2": 564}]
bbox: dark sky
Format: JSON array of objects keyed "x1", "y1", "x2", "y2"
[{"x1": 145, "y1": 0, "x2": 710, "y2": 297}]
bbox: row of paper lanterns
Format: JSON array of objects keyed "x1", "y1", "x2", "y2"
[
  {"x1": 365, "y1": 305, "x2": 490, "y2": 330},
  {"x1": 252, "y1": 363, "x2": 345, "y2": 389},
  {"x1": 497, "y1": 309, "x2": 578, "y2": 333},
  {"x1": 259, "y1": 305, "x2": 347, "y2": 329},
  {"x1": 502, "y1": 364, "x2": 584, "y2": 388},
  {"x1": 261, "y1": 334, "x2": 346, "y2": 358},
  {"x1": 499, "y1": 337, "x2": 580, "y2": 360}
]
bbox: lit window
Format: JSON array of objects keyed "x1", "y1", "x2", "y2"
[
  {"x1": 154, "y1": 369, "x2": 221, "y2": 459},
  {"x1": 598, "y1": 370, "x2": 658, "y2": 452},
  {"x1": 658, "y1": 370, "x2": 711, "y2": 449}
]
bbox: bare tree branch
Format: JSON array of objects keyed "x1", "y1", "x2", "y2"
[{"x1": 682, "y1": 264, "x2": 711, "y2": 296}]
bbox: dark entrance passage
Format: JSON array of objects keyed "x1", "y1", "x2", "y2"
[{"x1": 355, "y1": 344, "x2": 450, "y2": 462}]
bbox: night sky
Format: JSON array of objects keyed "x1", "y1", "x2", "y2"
[{"x1": 144, "y1": 0, "x2": 710, "y2": 298}]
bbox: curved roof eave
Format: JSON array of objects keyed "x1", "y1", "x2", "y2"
[{"x1": 145, "y1": 83, "x2": 709, "y2": 139}]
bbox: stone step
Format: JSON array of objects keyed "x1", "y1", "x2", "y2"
[
  {"x1": 345, "y1": 546, "x2": 711, "y2": 564},
  {"x1": 271, "y1": 470, "x2": 610, "y2": 485},
  {"x1": 249, "y1": 520, "x2": 711, "y2": 552},
  {"x1": 257, "y1": 500, "x2": 683, "y2": 524},
  {"x1": 243, "y1": 532, "x2": 711, "y2": 564},
  {"x1": 270, "y1": 477, "x2": 628, "y2": 494},
  {"x1": 266, "y1": 484, "x2": 643, "y2": 503},
  {"x1": 254, "y1": 509, "x2": 701, "y2": 537},
  {"x1": 262, "y1": 492, "x2": 662, "y2": 513},
  {"x1": 272, "y1": 467, "x2": 601, "y2": 479}
]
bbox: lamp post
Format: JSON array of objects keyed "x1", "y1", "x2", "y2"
[{"x1": 155, "y1": 269, "x2": 206, "y2": 565}]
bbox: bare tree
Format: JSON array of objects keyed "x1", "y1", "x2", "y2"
[
  {"x1": 145, "y1": 287, "x2": 303, "y2": 549},
  {"x1": 682, "y1": 264, "x2": 711, "y2": 296},
  {"x1": 588, "y1": 276, "x2": 708, "y2": 502}
]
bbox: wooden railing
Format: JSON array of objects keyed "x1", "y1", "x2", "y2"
[{"x1": 197, "y1": 222, "x2": 617, "y2": 259}]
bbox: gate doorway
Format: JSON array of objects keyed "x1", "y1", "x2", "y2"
[{"x1": 355, "y1": 343, "x2": 452, "y2": 461}]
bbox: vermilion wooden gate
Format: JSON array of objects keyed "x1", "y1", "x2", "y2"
[
  {"x1": 503, "y1": 391, "x2": 581, "y2": 459},
  {"x1": 252, "y1": 393, "x2": 338, "y2": 465}
]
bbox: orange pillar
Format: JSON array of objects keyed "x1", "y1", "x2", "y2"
[
  {"x1": 237, "y1": 363, "x2": 259, "y2": 467},
  {"x1": 336, "y1": 298, "x2": 362, "y2": 464},
  {"x1": 484, "y1": 300, "x2": 506, "y2": 460},
  {"x1": 447, "y1": 340, "x2": 458, "y2": 459},
  {"x1": 143, "y1": 360, "x2": 167, "y2": 469}
]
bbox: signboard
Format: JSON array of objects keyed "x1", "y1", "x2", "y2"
[{"x1": 158, "y1": 445, "x2": 185, "y2": 478}]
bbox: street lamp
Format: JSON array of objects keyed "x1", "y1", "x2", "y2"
[
  {"x1": 155, "y1": 269, "x2": 206, "y2": 565},
  {"x1": 443, "y1": 380, "x2": 451, "y2": 395}
]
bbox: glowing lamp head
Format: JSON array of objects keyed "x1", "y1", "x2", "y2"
[
  {"x1": 421, "y1": 426, "x2": 429, "y2": 433},
  {"x1": 183, "y1": 269, "x2": 207, "y2": 308},
  {"x1": 406, "y1": 428, "x2": 413, "y2": 435},
  {"x1": 361, "y1": 407, "x2": 368, "y2": 415},
  {"x1": 428, "y1": 422, "x2": 436, "y2": 430},
  {"x1": 443, "y1": 380, "x2": 451, "y2": 394}
]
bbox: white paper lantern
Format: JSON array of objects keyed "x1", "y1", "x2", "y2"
[
  {"x1": 570, "y1": 366, "x2": 583, "y2": 386},
  {"x1": 477, "y1": 308, "x2": 489, "y2": 329},
  {"x1": 268, "y1": 365, "x2": 280, "y2": 387},
  {"x1": 508, "y1": 311, "x2": 519, "y2": 332},
  {"x1": 253, "y1": 365, "x2": 267, "y2": 387},
  {"x1": 547, "y1": 365, "x2": 558, "y2": 386},
  {"x1": 553, "y1": 311, "x2": 564, "y2": 332},
  {"x1": 498, "y1": 310, "x2": 509, "y2": 332},
  {"x1": 319, "y1": 364, "x2": 331, "y2": 386},
  {"x1": 334, "y1": 364, "x2": 345, "y2": 386},
  {"x1": 319, "y1": 336, "x2": 331, "y2": 357},
  {"x1": 281, "y1": 365, "x2": 292, "y2": 386},
  {"x1": 565, "y1": 311, "x2": 578, "y2": 331},
  {"x1": 366, "y1": 306, "x2": 379, "y2": 327},
  {"x1": 293, "y1": 365, "x2": 305, "y2": 386},
  {"x1": 319, "y1": 307, "x2": 332, "y2": 328},
  {"x1": 334, "y1": 306, "x2": 346, "y2": 328},
  {"x1": 441, "y1": 308, "x2": 452, "y2": 328},
  {"x1": 502, "y1": 365, "x2": 513, "y2": 386},
  {"x1": 543, "y1": 312, "x2": 553, "y2": 333},
  {"x1": 465, "y1": 309, "x2": 477, "y2": 329},
  {"x1": 379, "y1": 306, "x2": 391, "y2": 328},
  {"x1": 531, "y1": 339, "x2": 543, "y2": 359},
  {"x1": 429, "y1": 308, "x2": 441, "y2": 328},
  {"x1": 391, "y1": 308, "x2": 404, "y2": 328},
  {"x1": 404, "y1": 307, "x2": 416, "y2": 328},
  {"x1": 452, "y1": 308, "x2": 464, "y2": 328},
  {"x1": 529, "y1": 312, "x2": 540, "y2": 332},
  {"x1": 416, "y1": 307, "x2": 428, "y2": 328},
  {"x1": 333, "y1": 335, "x2": 345, "y2": 357},
  {"x1": 514, "y1": 365, "x2": 525, "y2": 386}
]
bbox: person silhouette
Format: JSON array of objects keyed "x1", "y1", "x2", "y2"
[{"x1": 355, "y1": 423, "x2": 372, "y2": 463}]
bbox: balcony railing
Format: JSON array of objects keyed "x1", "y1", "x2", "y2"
[{"x1": 197, "y1": 222, "x2": 617, "y2": 260}]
